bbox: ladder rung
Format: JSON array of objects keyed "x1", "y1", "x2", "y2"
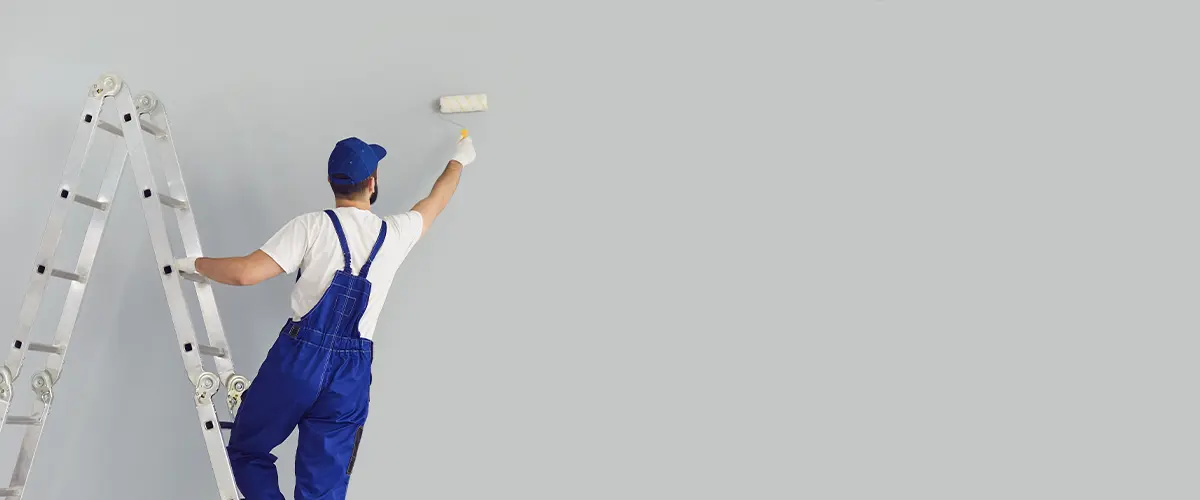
[
  {"x1": 139, "y1": 120, "x2": 166, "y2": 137},
  {"x1": 97, "y1": 121, "x2": 123, "y2": 137},
  {"x1": 196, "y1": 344, "x2": 227, "y2": 358},
  {"x1": 0, "y1": 486, "x2": 21, "y2": 497},
  {"x1": 5, "y1": 416, "x2": 40, "y2": 426},
  {"x1": 27, "y1": 343, "x2": 64, "y2": 354},
  {"x1": 219, "y1": 421, "x2": 234, "y2": 429},
  {"x1": 48, "y1": 268, "x2": 86, "y2": 283},
  {"x1": 97, "y1": 119, "x2": 165, "y2": 138},
  {"x1": 158, "y1": 194, "x2": 188, "y2": 210},
  {"x1": 179, "y1": 270, "x2": 208, "y2": 284},
  {"x1": 72, "y1": 193, "x2": 109, "y2": 211}
]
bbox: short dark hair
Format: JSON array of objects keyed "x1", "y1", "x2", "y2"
[{"x1": 330, "y1": 169, "x2": 376, "y2": 199}]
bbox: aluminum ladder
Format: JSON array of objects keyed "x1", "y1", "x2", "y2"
[{"x1": 0, "y1": 74, "x2": 250, "y2": 500}]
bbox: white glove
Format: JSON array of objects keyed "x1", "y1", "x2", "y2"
[
  {"x1": 174, "y1": 257, "x2": 198, "y2": 275},
  {"x1": 452, "y1": 136, "x2": 476, "y2": 166}
]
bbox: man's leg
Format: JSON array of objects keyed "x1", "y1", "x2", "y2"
[
  {"x1": 293, "y1": 350, "x2": 372, "y2": 500},
  {"x1": 228, "y1": 334, "x2": 326, "y2": 500}
]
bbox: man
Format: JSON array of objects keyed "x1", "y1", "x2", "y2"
[{"x1": 172, "y1": 134, "x2": 478, "y2": 500}]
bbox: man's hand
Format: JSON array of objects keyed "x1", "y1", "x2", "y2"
[
  {"x1": 451, "y1": 136, "x2": 476, "y2": 167},
  {"x1": 174, "y1": 257, "x2": 198, "y2": 275}
]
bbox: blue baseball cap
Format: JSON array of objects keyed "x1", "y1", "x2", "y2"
[{"x1": 328, "y1": 137, "x2": 387, "y2": 185}]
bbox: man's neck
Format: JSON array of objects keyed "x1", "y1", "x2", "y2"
[{"x1": 334, "y1": 198, "x2": 372, "y2": 211}]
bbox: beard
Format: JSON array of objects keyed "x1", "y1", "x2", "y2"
[{"x1": 369, "y1": 185, "x2": 378, "y2": 205}]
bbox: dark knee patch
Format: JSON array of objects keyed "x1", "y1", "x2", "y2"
[{"x1": 347, "y1": 426, "x2": 364, "y2": 475}]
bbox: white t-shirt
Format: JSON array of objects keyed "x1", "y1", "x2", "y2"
[{"x1": 258, "y1": 206, "x2": 423, "y2": 340}]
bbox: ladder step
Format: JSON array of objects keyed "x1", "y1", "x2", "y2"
[
  {"x1": 158, "y1": 194, "x2": 188, "y2": 210},
  {"x1": 47, "y1": 268, "x2": 86, "y2": 283},
  {"x1": 220, "y1": 421, "x2": 234, "y2": 429},
  {"x1": 96, "y1": 120, "x2": 123, "y2": 137},
  {"x1": 27, "y1": 342, "x2": 64, "y2": 354},
  {"x1": 5, "y1": 415, "x2": 40, "y2": 426},
  {"x1": 179, "y1": 270, "x2": 208, "y2": 284},
  {"x1": 196, "y1": 344, "x2": 227, "y2": 358},
  {"x1": 71, "y1": 193, "x2": 109, "y2": 211},
  {"x1": 0, "y1": 486, "x2": 21, "y2": 497},
  {"x1": 97, "y1": 119, "x2": 166, "y2": 138},
  {"x1": 140, "y1": 120, "x2": 166, "y2": 137}
]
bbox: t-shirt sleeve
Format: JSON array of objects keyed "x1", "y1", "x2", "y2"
[
  {"x1": 387, "y1": 210, "x2": 424, "y2": 253},
  {"x1": 259, "y1": 215, "x2": 312, "y2": 275}
]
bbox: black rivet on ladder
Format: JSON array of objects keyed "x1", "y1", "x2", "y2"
[
  {"x1": 184, "y1": 343, "x2": 193, "y2": 352},
  {"x1": 163, "y1": 265, "x2": 173, "y2": 275},
  {"x1": 205, "y1": 420, "x2": 214, "y2": 430},
  {"x1": 143, "y1": 189, "x2": 152, "y2": 198},
  {"x1": 36, "y1": 265, "x2": 45, "y2": 274},
  {"x1": 83, "y1": 114, "x2": 93, "y2": 123},
  {"x1": 13, "y1": 341, "x2": 22, "y2": 349},
  {"x1": 59, "y1": 189, "x2": 69, "y2": 199},
  {"x1": 123, "y1": 113, "x2": 132, "y2": 122}
]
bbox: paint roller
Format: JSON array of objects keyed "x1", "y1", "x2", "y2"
[{"x1": 437, "y1": 93, "x2": 488, "y2": 139}]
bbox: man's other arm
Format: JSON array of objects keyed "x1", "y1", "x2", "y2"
[
  {"x1": 174, "y1": 214, "x2": 308, "y2": 286},
  {"x1": 192, "y1": 251, "x2": 284, "y2": 286}
]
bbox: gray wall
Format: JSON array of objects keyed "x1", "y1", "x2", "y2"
[{"x1": 0, "y1": 1, "x2": 1195, "y2": 499}]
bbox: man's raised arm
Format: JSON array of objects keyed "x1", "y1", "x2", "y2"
[{"x1": 411, "y1": 136, "x2": 477, "y2": 234}]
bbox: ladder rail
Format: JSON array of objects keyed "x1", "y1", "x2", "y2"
[
  {"x1": 195, "y1": 397, "x2": 242, "y2": 500},
  {"x1": 115, "y1": 89, "x2": 208, "y2": 387},
  {"x1": 139, "y1": 96, "x2": 240, "y2": 392},
  {"x1": 44, "y1": 144, "x2": 127, "y2": 384},
  {"x1": 114, "y1": 85, "x2": 245, "y2": 500},
  {"x1": 7, "y1": 143, "x2": 128, "y2": 494},
  {"x1": 0, "y1": 85, "x2": 112, "y2": 390}
]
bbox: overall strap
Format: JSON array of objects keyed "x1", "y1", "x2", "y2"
[
  {"x1": 358, "y1": 219, "x2": 387, "y2": 278},
  {"x1": 323, "y1": 209, "x2": 353, "y2": 273}
]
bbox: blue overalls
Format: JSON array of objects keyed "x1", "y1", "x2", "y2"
[{"x1": 227, "y1": 209, "x2": 385, "y2": 500}]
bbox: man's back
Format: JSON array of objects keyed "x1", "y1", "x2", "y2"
[
  {"x1": 259, "y1": 206, "x2": 424, "y2": 340},
  {"x1": 174, "y1": 134, "x2": 476, "y2": 500}
]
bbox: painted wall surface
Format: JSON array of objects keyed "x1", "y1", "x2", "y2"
[{"x1": 0, "y1": 1, "x2": 1196, "y2": 499}]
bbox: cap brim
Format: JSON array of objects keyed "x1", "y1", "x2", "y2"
[{"x1": 370, "y1": 144, "x2": 387, "y2": 160}]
